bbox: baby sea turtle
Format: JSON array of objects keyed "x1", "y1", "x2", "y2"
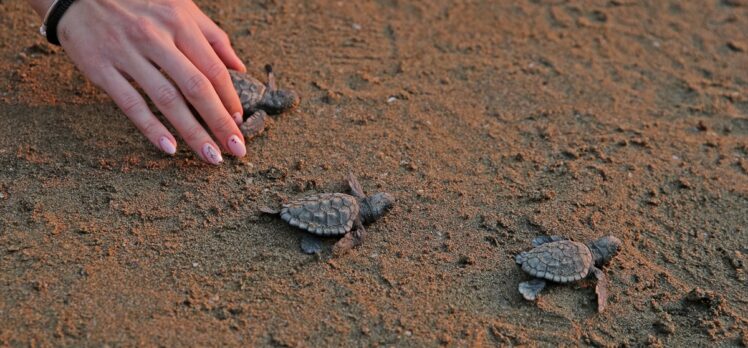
[
  {"x1": 515, "y1": 235, "x2": 622, "y2": 312},
  {"x1": 230, "y1": 65, "x2": 300, "y2": 140},
  {"x1": 261, "y1": 173, "x2": 394, "y2": 255}
]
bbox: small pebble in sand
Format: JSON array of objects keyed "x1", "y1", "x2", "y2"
[{"x1": 727, "y1": 40, "x2": 745, "y2": 52}]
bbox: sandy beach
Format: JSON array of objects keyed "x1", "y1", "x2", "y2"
[{"x1": 1, "y1": 0, "x2": 747, "y2": 346}]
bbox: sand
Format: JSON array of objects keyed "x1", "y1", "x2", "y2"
[{"x1": 1, "y1": 0, "x2": 747, "y2": 346}]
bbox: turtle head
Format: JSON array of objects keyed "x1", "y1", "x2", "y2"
[
  {"x1": 259, "y1": 64, "x2": 300, "y2": 114},
  {"x1": 587, "y1": 235, "x2": 622, "y2": 267},
  {"x1": 360, "y1": 192, "x2": 394, "y2": 224},
  {"x1": 260, "y1": 89, "x2": 300, "y2": 114}
]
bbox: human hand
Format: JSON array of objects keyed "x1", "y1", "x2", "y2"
[{"x1": 54, "y1": 0, "x2": 248, "y2": 164}]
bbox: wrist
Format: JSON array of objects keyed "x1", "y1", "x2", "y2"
[
  {"x1": 28, "y1": 0, "x2": 57, "y2": 18},
  {"x1": 39, "y1": 0, "x2": 79, "y2": 45}
]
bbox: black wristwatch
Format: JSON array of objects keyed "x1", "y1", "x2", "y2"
[{"x1": 39, "y1": 0, "x2": 77, "y2": 46}]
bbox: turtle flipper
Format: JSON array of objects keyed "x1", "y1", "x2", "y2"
[
  {"x1": 333, "y1": 218, "x2": 366, "y2": 256},
  {"x1": 241, "y1": 110, "x2": 270, "y2": 140},
  {"x1": 590, "y1": 266, "x2": 609, "y2": 313},
  {"x1": 300, "y1": 235, "x2": 323, "y2": 255},
  {"x1": 519, "y1": 279, "x2": 546, "y2": 301},
  {"x1": 351, "y1": 220, "x2": 367, "y2": 246},
  {"x1": 515, "y1": 251, "x2": 529, "y2": 265},
  {"x1": 347, "y1": 173, "x2": 366, "y2": 199},
  {"x1": 532, "y1": 235, "x2": 568, "y2": 247},
  {"x1": 265, "y1": 64, "x2": 277, "y2": 91}
]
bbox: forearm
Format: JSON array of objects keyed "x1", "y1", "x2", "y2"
[{"x1": 26, "y1": 0, "x2": 57, "y2": 18}]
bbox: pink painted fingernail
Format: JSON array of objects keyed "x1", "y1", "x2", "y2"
[
  {"x1": 227, "y1": 134, "x2": 246, "y2": 157},
  {"x1": 202, "y1": 143, "x2": 223, "y2": 165},
  {"x1": 159, "y1": 136, "x2": 176, "y2": 155},
  {"x1": 233, "y1": 112, "x2": 243, "y2": 125}
]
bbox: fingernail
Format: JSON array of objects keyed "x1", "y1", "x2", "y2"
[
  {"x1": 202, "y1": 143, "x2": 223, "y2": 165},
  {"x1": 227, "y1": 134, "x2": 246, "y2": 157},
  {"x1": 233, "y1": 112, "x2": 243, "y2": 125},
  {"x1": 159, "y1": 136, "x2": 176, "y2": 155}
]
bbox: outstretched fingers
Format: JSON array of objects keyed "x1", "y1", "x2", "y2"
[
  {"x1": 175, "y1": 21, "x2": 244, "y2": 125},
  {"x1": 191, "y1": 7, "x2": 246, "y2": 73},
  {"x1": 144, "y1": 40, "x2": 246, "y2": 159},
  {"x1": 118, "y1": 56, "x2": 224, "y2": 165},
  {"x1": 53, "y1": 0, "x2": 255, "y2": 163},
  {"x1": 95, "y1": 66, "x2": 177, "y2": 155}
]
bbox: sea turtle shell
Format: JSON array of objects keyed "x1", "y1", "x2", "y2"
[
  {"x1": 230, "y1": 70, "x2": 266, "y2": 113},
  {"x1": 517, "y1": 240, "x2": 593, "y2": 283},
  {"x1": 280, "y1": 193, "x2": 359, "y2": 236}
]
